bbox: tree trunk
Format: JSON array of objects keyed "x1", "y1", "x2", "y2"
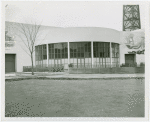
[{"x1": 31, "y1": 54, "x2": 34, "y2": 75}]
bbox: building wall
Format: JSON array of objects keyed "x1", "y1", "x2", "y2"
[
  {"x1": 5, "y1": 22, "x2": 35, "y2": 72},
  {"x1": 120, "y1": 29, "x2": 145, "y2": 66},
  {"x1": 5, "y1": 41, "x2": 35, "y2": 72}
]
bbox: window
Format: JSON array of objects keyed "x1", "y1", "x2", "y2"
[
  {"x1": 112, "y1": 43, "x2": 119, "y2": 67},
  {"x1": 70, "y1": 42, "x2": 91, "y2": 58},
  {"x1": 48, "y1": 43, "x2": 68, "y2": 66},
  {"x1": 93, "y1": 42, "x2": 110, "y2": 67},
  {"x1": 70, "y1": 42, "x2": 91, "y2": 67},
  {"x1": 93, "y1": 42, "x2": 110, "y2": 58},
  {"x1": 35, "y1": 44, "x2": 47, "y2": 67}
]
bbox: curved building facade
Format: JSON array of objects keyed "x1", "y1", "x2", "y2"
[
  {"x1": 35, "y1": 27, "x2": 120, "y2": 69},
  {"x1": 5, "y1": 21, "x2": 144, "y2": 72}
]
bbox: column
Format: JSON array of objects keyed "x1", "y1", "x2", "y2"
[
  {"x1": 119, "y1": 44, "x2": 120, "y2": 67},
  {"x1": 91, "y1": 41, "x2": 94, "y2": 68},
  {"x1": 47, "y1": 44, "x2": 49, "y2": 67},
  {"x1": 68, "y1": 42, "x2": 70, "y2": 69},
  {"x1": 35, "y1": 47, "x2": 36, "y2": 68},
  {"x1": 110, "y1": 42, "x2": 112, "y2": 68},
  {"x1": 42, "y1": 45, "x2": 43, "y2": 68}
]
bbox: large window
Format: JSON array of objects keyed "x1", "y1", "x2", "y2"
[
  {"x1": 93, "y1": 42, "x2": 110, "y2": 58},
  {"x1": 35, "y1": 41, "x2": 120, "y2": 68},
  {"x1": 35, "y1": 44, "x2": 47, "y2": 67},
  {"x1": 48, "y1": 43, "x2": 68, "y2": 67},
  {"x1": 93, "y1": 42, "x2": 110, "y2": 68},
  {"x1": 70, "y1": 42, "x2": 91, "y2": 58},
  {"x1": 112, "y1": 43, "x2": 119, "y2": 67},
  {"x1": 43, "y1": 45, "x2": 47, "y2": 59},
  {"x1": 70, "y1": 42, "x2": 91, "y2": 68}
]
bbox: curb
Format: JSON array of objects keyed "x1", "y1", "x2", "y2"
[{"x1": 5, "y1": 76, "x2": 145, "y2": 82}]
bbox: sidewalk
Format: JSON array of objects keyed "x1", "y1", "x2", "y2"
[
  {"x1": 5, "y1": 72, "x2": 67, "y2": 80},
  {"x1": 5, "y1": 72, "x2": 145, "y2": 80},
  {"x1": 45, "y1": 74, "x2": 145, "y2": 79}
]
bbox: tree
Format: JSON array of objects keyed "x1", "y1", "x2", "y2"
[{"x1": 16, "y1": 22, "x2": 42, "y2": 75}]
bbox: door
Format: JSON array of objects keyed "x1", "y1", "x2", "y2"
[
  {"x1": 5, "y1": 54, "x2": 16, "y2": 72},
  {"x1": 125, "y1": 54, "x2": 135, "y2": 65}
]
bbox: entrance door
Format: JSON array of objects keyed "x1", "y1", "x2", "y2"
[
  {"x1": 125, "y1": 54, "x2": 135, "y2": 65},
  {"x1": 5, "y1": 54, "x2": 16, "y2": 72}
]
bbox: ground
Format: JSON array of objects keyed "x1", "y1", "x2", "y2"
[{"x1": 5, "y1": 79, "x2": 144, "y2": 117}]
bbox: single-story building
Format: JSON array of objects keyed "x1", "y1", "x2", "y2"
[{"x1": 5, "y1": 21, "x2": 145, "y2": 72}]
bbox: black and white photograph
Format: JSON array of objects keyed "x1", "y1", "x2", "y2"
[{"x1": 1, "y1": 1, "x2": 149, "y2": 121}]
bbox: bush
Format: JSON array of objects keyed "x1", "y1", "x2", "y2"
[
  {"x1": 48, "y1": 66, "x2": 64, "y2": 72},
  {"x1": 23, "y1": 66, "x2": 37, "y2": 72},
  {"x1": 23, "y1": 66, "x2": 64, "y2": 72},
  {"x1": 36, "y1": 67, "x2": 49, "y2": 72},
  {"x1": 120, "y1": 63, "x2": 137, "y2": 67},
  {"x1": 140, "y1": 62, "x2": 145, "y2": 67},
  {"x1": 68, "y1": 63, "x2": 74, "y2": 68}
]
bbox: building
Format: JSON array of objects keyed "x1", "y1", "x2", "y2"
[{"x1": 5, "y1": 21, "x2": 145, "y2": 72}]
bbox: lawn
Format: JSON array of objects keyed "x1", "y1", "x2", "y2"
[{"x1": 5, "y1": 79, "x2": 145, "y2": 117}]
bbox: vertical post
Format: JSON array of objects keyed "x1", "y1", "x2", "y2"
[
  {"x1": 104, "y1": 43, "x2": 107, "y2": 68},
  {"x1": 68, "y1": 42, "x2": 70, "y2": 70},
  {"x1": 118, "y1": 44, "x2": 120, "y2": 67},
  {"x1": 98, "y1": 43, "x2": 100, "y2": 73},
  {"x1": 123, "y1": 5, "x2": 125, "y2": 31},
  {"x1": 91, "y1": 41, "x2": 93, "y2": 68},
  {"x1": 41, "y1": 45, "x2": 44, "y2": 73},
  {"x1": 37, "y1": 46, "x2": 39, "y2": 71},
  {"x1": 54, "y1": 44, "x2": 55, "y2": 66},
  {"x1": 35, "y1": 46, "x2": 36, "y2": 72},
  {"x1": 138, "y1": 5, "x2": 141, "y2": 29},
  {"x1": 110, "y1": 42, "x2": 112, "y2": 68},
  {"x1": 47, "y1": 44, "x2": 49, "y2": 67}
]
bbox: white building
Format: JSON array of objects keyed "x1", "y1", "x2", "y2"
[{"x1": 5, "y1": 21, "x2": 145, "y2": 72}]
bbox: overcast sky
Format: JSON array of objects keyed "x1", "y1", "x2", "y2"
[{"x1": 4, "y1": 1, "x2": 146, "y2": 31}]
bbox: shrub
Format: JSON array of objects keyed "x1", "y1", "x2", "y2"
[
  {"x1": 140, "y1": 62, "x2": 145, "y2": 67},
  {"x1": 68, "y1": 63, "x2": 74, "y2": 68},
  {"x1": 48, "y1": 66, "x2": 64, "y2": 72},
  {"x1": 23, "y1": 66, "x2": 37, "y2": 72},
  {"x1": 120, "y1": 63, "x2": 137, "y2": 67}
]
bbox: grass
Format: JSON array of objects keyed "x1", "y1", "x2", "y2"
[{"x1": 5, "y1": 79, "x2": 145, "y2": 117}]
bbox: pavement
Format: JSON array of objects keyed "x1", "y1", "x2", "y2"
[
  {"x1": 5, "y1": 72, "x2": 145, "y2": 80},
  {"x1": 46, "y1": 73, "x2": 145, "y2": 79}
]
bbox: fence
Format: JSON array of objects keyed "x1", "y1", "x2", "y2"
[
  {"x1": 23, "y1": 62, "x2": 145, "y2": 73},
  {"x1": 23, "y1": 65, "x2": 64, "y2": 72},
  {"x1": 69, "y1": 63, "x2": 145, "y2": 74}
]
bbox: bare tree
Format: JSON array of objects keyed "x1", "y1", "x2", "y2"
[{"x1": 16, "y1": 22, "x2": 42, "y2": 75}]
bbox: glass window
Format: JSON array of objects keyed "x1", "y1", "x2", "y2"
[
  {"x1": 69, "y1": 42, "x2": 91, "y2": 67},
  {"x1": 93, "y1": 42, "x2": 111, "y2": 67},
  {"x1": 95, "y1": 42, "x2": 110, "y2": 58},
  {"x1": 111, "y1": 43, "x2": 119, "y2": 67},
  {"x1": 70, "y1": 42, "x2": 91, "y2": 59},
  {"x1": 47, "y1": 43, "x2": 68, "y2": 67}
]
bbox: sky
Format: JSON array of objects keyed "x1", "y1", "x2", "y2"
[{"x1": 4, "y1": 1, "x2": 146, "y2": 31}]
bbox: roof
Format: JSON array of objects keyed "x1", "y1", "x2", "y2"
[
  {"x1": 5, "y1": 21, "x2": 121, "y2": 46},
  {"x1": 35, "y1": 26, "x2": 121, "y2": 45}
]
